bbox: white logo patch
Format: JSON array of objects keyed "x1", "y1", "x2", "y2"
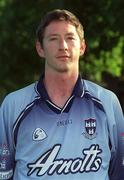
[{"x1": 33, "y1": 128, "x2": 47, "y2": 141}]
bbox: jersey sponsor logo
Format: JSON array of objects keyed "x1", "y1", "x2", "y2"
[
  {"x1": 0, "y1": 169, "x2": 13, "y2": 179},
  {"x1": 0, "y1": 144, "x2": 10, "y2": 157},
  {"x1": 0, "y1": 161, "x2": 6, "y2": 170},
  {"x1": 120, "y1": 132, "x2": 124, "y2": 144},
  {"x1": 27, "y1": 144, "x2": 102, "y2": 177},
  {"x1": 0, "y1": 144, "x2": 10, "y2": 170},
  {"x1": 83, "y1": 118, "x2": 97, "y2": 139},
  {"x1": 33, "y1": 128, "x2": 47, "y2": 141}
]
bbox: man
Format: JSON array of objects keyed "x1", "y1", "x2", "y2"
[{"x1": 0, "y1": 9, "x2": 124, "y2": 180}]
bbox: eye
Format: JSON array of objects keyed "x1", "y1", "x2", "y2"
[
  {"x1": 48, "y1": 36, "x2": 58, "y2": 41},
  {"x1": 67, "y1": 36, "x2": 76, "y2": 40},
  {"x1": 49, "y1": 37, "x2": 57, "y2": 41}
]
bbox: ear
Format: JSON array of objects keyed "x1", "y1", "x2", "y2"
[
  {"x1": 80, "y1": 39, "x2": 86, "y2": 56},
  {"x1": 35, "y1": 41, "x2": 45, "y2": 58}
]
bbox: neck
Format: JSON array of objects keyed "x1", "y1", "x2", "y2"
[{"x1": 44, "y1": 72, "x2": 78, "y2": 108}]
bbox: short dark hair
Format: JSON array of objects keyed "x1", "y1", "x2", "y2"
[{"x1": 36, "y1": 9, "x2": 84, "y2": 47}]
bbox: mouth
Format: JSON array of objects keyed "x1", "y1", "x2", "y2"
[{"x1": 56, "y1": 55, "x2": 70, "y2": 60}]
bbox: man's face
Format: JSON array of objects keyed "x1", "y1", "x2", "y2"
[{"x1": 36, "y1": 21, "x2": 85, "y2": 75}]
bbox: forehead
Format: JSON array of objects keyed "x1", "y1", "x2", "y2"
[{"x1": 44, "y1": 20, "x2": 78, "y2": 36}]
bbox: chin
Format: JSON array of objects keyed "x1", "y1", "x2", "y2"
[{"x1": 56, "y1": 67, "x2": 70, "y2": 73}]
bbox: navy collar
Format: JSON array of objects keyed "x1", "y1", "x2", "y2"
[
  {"x1": 36, "y1": 74, "x2": 84, "y2": 101},
  {"x1": 35, "y1": 75, "x2": 84, "y2": 113},
  {"x1": 35, "y1": 75, "x2": 104, "y2": 113}
]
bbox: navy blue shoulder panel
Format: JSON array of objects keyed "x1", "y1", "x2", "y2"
[
  {"x1": 12, "y1": 97, "x2": 40, "y2": 149},
  {"x1": 84, "y1": 90, "x2": 105, "y2": 112}
]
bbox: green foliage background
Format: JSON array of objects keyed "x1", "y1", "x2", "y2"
[{"x1": 0, "y1": 0, "x2": 124, "y2": 109}]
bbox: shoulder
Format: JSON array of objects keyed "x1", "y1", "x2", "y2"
[
  {"x1": 0, "y1": 83, "x2": 38, "y2": 120},
  {"x1": 83, "y1": 80, "x2": 120, "y2": 110},
  {"x1": 4, "y1": 83, "x2": 37, "y2": 103},
  {"x1": 84, "y1": 79, "x2": 116, "y2": 98}
]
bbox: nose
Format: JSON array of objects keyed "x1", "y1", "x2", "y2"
[{"x1": 58, "y1": 38, "x2": 68, "y2": 51}]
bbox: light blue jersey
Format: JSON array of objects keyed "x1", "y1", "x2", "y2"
[{"x1": 0, "y1": 76, "x2": 124, "y2": 180}]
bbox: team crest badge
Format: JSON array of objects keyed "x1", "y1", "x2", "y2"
[
  {"x1": 33, "y1": 128, "x2": 47, "y2": 141},
  {"x1": 83, "y1": 118, "x2": 97, "y2": 139}
]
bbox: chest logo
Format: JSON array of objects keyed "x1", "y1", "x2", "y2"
[
  {"x1": 83, "y1": 118, "x2": 97, "y2": 139},
  {"x1": 33, "y1": 128, "x2": 47, "y2": 141},
  {"x1": 27, "y1": 144, "x2": 102, "y2": 177}
]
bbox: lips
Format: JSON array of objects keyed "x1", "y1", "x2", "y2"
[{"x1": 56, "y1": 55, "x2": 70, "y2": 59}]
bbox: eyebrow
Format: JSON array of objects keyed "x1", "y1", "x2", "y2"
[
  {"x1": 66, "y1": 32, "x2": 75, "y2": 36},
  {"x1": 46, "y1": 34, "x2": 59, "y2": 38},
  {"x1": 46, "y1": 32, "x2": 76, "y2": 38}
]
